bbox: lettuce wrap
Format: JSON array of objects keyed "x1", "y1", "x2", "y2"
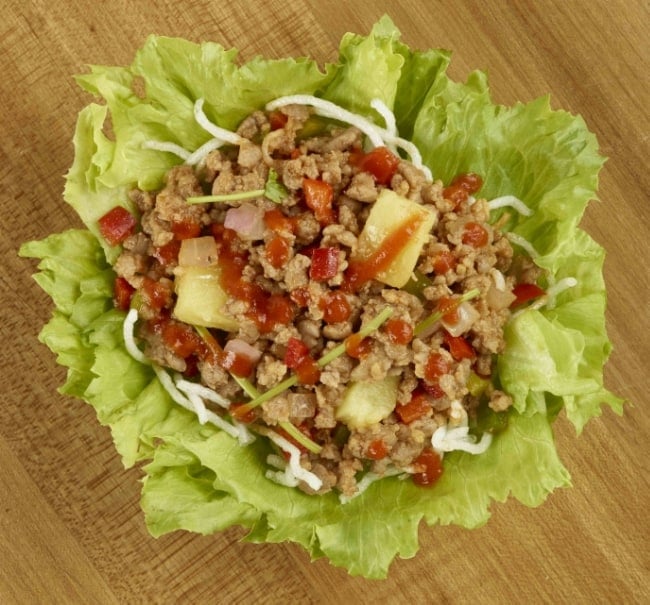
[{"x1": 19, "y1": 16, "x2": 623, "y2": 578}]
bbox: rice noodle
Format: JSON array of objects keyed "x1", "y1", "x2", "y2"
[
  {"x1": 193, "y1": 99, "x2": 248, "y2": 146},
  {"x1": 123, "y1": 308, "x2": 148, "y2": 364},
  {"x1": 259, "y1": 427, "x2": 323, "y2": 491},
  {"x1": 431, "y1": 423, "x2": 492, "y2": 455},
  {"x1": 266, "y1": 94, "x2": 433, "y2": 180},
  {"x1": 142, "y1": 140, "x2": 192, "y2": 161},
  {"x1": 488, "y1": 195, "x2": 533, "y2": 216}
]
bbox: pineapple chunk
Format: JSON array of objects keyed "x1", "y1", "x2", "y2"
[
  {"x1": 355, "y1": 189, "x2": 437, "y2": 288},
  {"x1": 173, "y1": 265, "x2": 239, "y2": 331},
  {"x1": 335, "y1": 375, "x2": 400, "y2": 429}
]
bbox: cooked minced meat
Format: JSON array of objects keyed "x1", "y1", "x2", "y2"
[{"x1": 112, "y1": 104, "x2": 529, "y2": 498}]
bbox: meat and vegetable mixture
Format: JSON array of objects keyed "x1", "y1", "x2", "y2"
[{"x1": 101, "y1": 101, "x2": 542, "y2": 498}]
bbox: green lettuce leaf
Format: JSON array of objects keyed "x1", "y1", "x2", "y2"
[{"x1": 19, "y1": 15, "x2": 622, "y2": 578}]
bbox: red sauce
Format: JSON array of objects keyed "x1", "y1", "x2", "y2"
[
  {"x1": 442, "y1": 173, "x2": 483, "y2": 209},
  {"x1": 161, "y1": 320, "x2": 202, "y2": 358},
  {"x1": 436, "y1": 296, "x2": 461, "y2": 324},
  {"x1": 320, "y1": 291, "x2": 351, "y2": 324},
  {"x1": 214, "y1": 229, "x2": 295, "y2": 333},
  {"x1": 384, "y1": 318, "x2": 413, "y2": 345},
  {"x1": 344, "y1": 333, "x2": 372, "y2": 359},
  {"x1": 343, "y1": 215, "x2": 423, "y2": 291},
  {"x1": 153, "y1": 239, "x2": 180, "y2": 267},
  {"x1": 171, "y1": 218, "x2": 202, "y2": 240},
  {"x1": 462, "y1": 222, "x2": 489, "y2": 247},
  {"x1": 230, "y1": 402, "x2": 257, "y2": 423},
  {"x1": 432, "y1": 250, "x2": 456, "y2": 275},
  {"x1": 141, "y1": 276, "x2": 172, "y2": 312},
  {"x1": 289, "y1": 286, "x2": 310, "y2": 308},
  {"x1": 295, "y1": 357, "x2": 321, "y2": 385},
  {"x1": 221, "y1": 350, "x2": 255, "y2": 378}
]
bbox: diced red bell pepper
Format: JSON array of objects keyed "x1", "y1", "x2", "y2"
[
  {"x1": 113, "y1": 276, "x2": 135, "y2": 311},
  {"x1": 366, "y1": 439, "x2": 389, "y2": 460},
  {"x1": 98, "y1": 206, "x2": 136, "y2": 246},
  {"x1": 511, "y1": 283, "x2": 546, "y2": 307},
  {"x1": 284, "y1": 337, "x2": 310, "y2": 369},
  {"x1": 424, "y1": 353, "x2": 450, "y2": 383},
  {"x1": 264, "y1": 208, "x2": 296, "y2": 234},
  {"x1": 396, "y1": 391, "x2": 431, "y2": 424},
  {"x1": 355, "y1": 146, "x2": 400, "y2": 185},
  {"x1": 265, "y1": 235, "x2": 291, "y2": 268},
  {"x1": 443, "y1": 332, "x2": 476, "y2": 361},
  {"x1": 309, "y1": 247, "x2": 339, "y2": 281},
  {"x1": 411, "y1": 448, "x2": 443, "y2": 487},
  {"x1": 153, "y1": 239, "x2": 181, "y2": 267},
  {"x1": 303, "y1": 178, "x2": 334, "y2": 225}
]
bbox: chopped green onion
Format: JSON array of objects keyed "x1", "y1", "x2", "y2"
[
  {"x1": 317, "y1": 306, "x2": 393, "y2": 367},
  {"x1": 414, "y1": 288, "x2": 480, "y2": 337},
  {"x1": 187, "y1": 190, "x2": 264, "y2": 204},
  {"x1": 278, "y1": 421, "x2": 322, "y2": 454},
  {"x1": 236, "y1": 306, "x2": 394, "y2": 414},
  {"x1": 186, "y1": 169, "x2": 288, "y2": 204}
]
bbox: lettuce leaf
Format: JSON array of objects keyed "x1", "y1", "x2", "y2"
[{"x1": 19, "y1": 16, "x2": 622, "y2": 578}]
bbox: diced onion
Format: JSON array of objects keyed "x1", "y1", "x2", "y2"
[
  {"x1": 224, "y1": 339, "x2": 262, "y2": 364},
  {"x1": 178, "y1": 236, "x2": 219, "y2": 267},
  {"x1": 224, "y1": 203, "x2": 266, "y2": 240},
  {"x1": 441, "y1": 301, "x2": 480, "y2": 337}
]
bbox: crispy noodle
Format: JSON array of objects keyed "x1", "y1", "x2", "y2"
[
  {"x1": 506, "y1": 232, "x2": 539, "y2": 259},
  {"x1": 142, "y1": 140, "x2": 192, "y2": 161},
  {"x1": 193, "y1": 99, "x2": 248, "y2": 146},
  {"x1": 431, "y1": 422, "x2": 492, "y2": 456},
  {"x1": 488, "y1": 195, "x2": 534, "y2": 216},
  {"x1": 339, "y1": 467, "x2": 406, "y2": 504},
  {"x1": 123, "y1": 308, "x2": 148, "y2": 363},
  {"x1": 123, "y1": 309, "x2": 253, "y2": 445},
  {"x1": 266, "y1": 94, "x2": 433, "y2": 181},
  {"x1": 258, "y1": 427, "x2": 323, "y2": 491},
  {"x1": 545, "y1": 277, "x2": 579, "y2": 310}
]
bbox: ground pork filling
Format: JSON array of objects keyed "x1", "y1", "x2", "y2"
[{"x1": 114, "y1": 104, "x2": 531, "y2": 498}]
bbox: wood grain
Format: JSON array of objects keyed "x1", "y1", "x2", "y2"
[{"x1": 2, "y1": 0, "x2": 648, "y2": 602}]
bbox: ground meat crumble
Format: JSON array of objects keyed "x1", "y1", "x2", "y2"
[{"x1": 112, "y1": 104, "x2": 531, "y2": 499}]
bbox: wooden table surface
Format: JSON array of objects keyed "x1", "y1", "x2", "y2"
[{"x1": 2, "y1": 0, "x2": 648, "y2": 602}]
